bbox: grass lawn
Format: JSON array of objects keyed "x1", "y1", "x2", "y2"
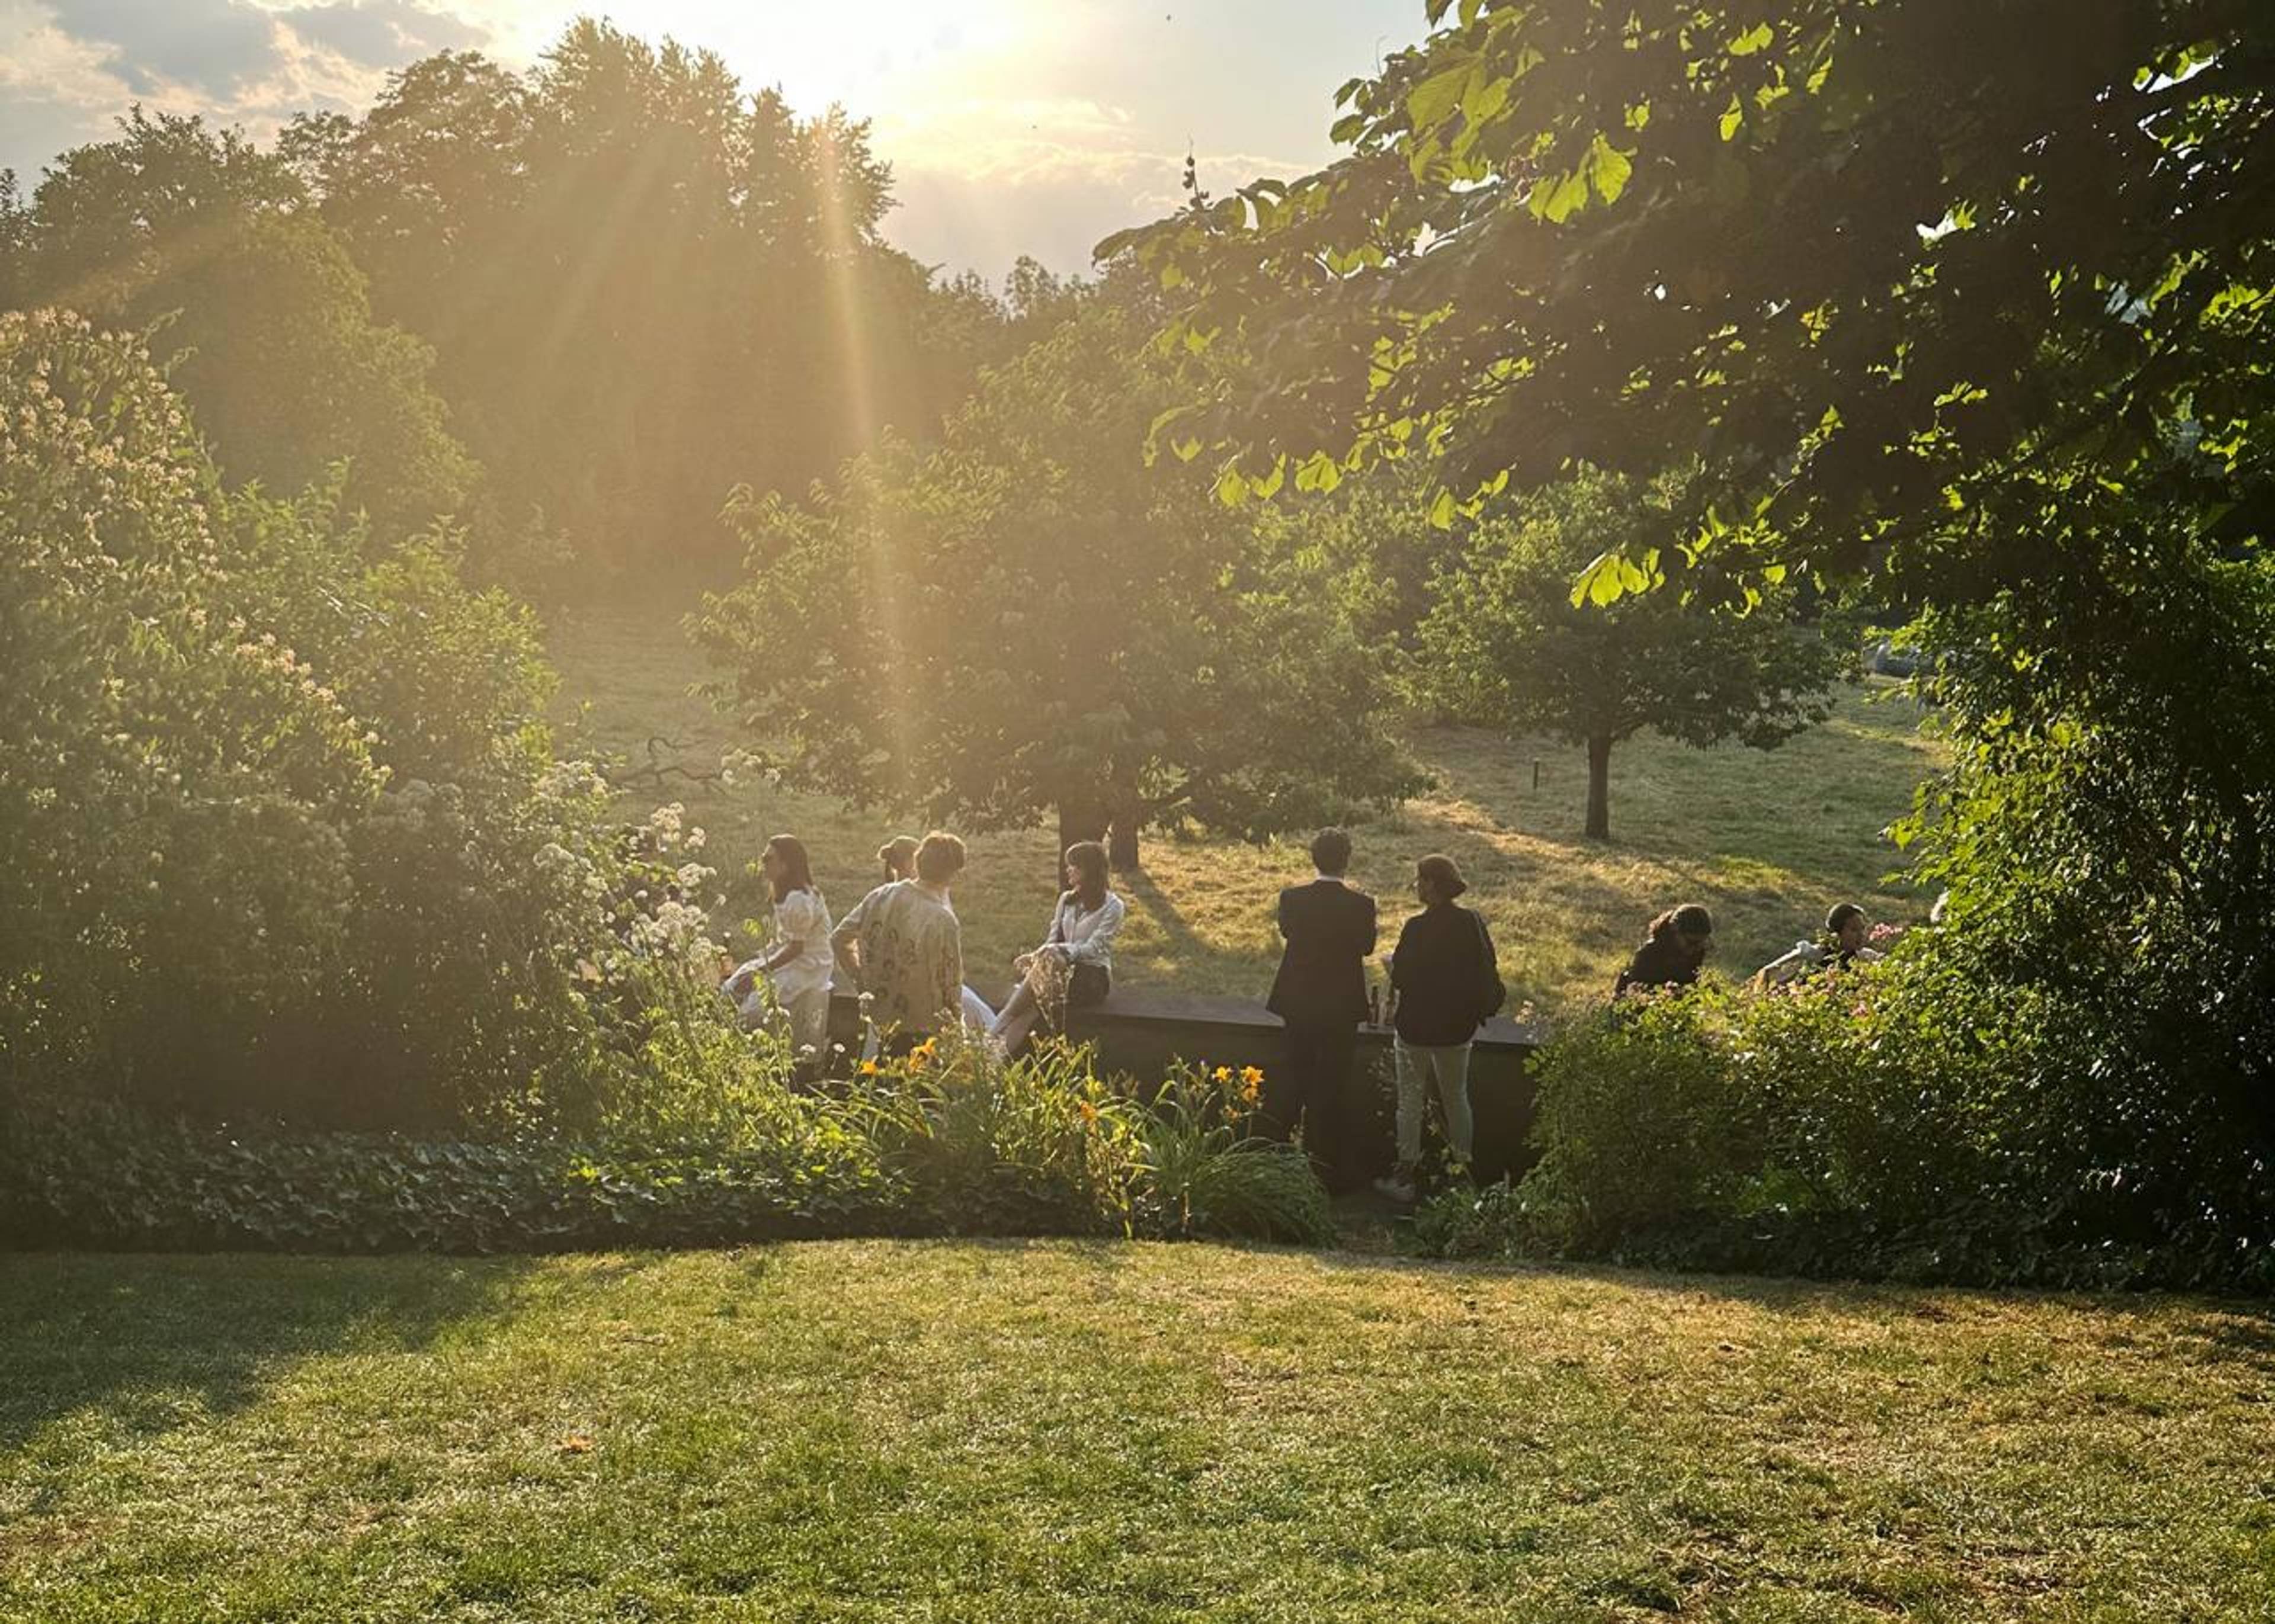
[
  {"x1": 4, "y1": 1244, "x2": 2271, "y2": 1620},
  {"x1": 547, "y1": 603, "x2": 1944, "y2": 1013}
]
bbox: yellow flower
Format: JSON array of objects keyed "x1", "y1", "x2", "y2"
[
  {"x1": 858, "y1": 1060, "x2": 880, "y2": 1076},
  {"x1": 1239, "y1": 1066, "x2": 1265, "y2": 1088},
  {"x1": 909, "y1": 1037, "x2": 938, "y2": 1068},
  {"x1": 1078, "y1": 1100, "x2": 1100, "y2": 1124},
  {"x1": 1212, "y1": 1065, "x2": 1233, "y2": 1084}
]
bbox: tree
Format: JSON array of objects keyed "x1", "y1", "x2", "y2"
[
  {"x1": 280, "y1": 24, "x2": 1020, "y2": 587},
  {"x1": 0, "y1": 310, "x2": 631, "y2": 1127},
  {"x1": 697, "y1": 301, "x2": 1424, "y2": 873},
  {"x1": 1097, "y1": 1, "x2": 2275, "y2": 1259},
  {"x1": 4, "y1": 110, "x2": 475, "y2": 539},
  {"x1": 1422, "y1": 470, "x2": 1845, "y2": 839}
]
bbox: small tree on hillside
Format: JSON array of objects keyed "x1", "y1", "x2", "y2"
[
  {"x1": 697, "y1": 301, "x2": 1424, "y2": 873},
  {"x1": 1421, "y1": 470, "x2": 1848, "y2": 840}
]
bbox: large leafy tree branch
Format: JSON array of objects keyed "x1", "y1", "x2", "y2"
[{"x1": 1103, "y1": 1, "x2": 2274, "y2": 605}]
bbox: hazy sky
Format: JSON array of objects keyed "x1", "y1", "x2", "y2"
[{"x1": 0, "y1": 0, "x2": 1433, "y2": 279}]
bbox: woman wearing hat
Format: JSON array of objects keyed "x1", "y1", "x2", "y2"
[{"x1": 1376, "y1": 853, "x2": 1504, "y2": 1203}]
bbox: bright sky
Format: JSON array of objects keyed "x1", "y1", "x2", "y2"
[{"x1": 0, "y1": 0, "x2": 1431, "y2": 279}]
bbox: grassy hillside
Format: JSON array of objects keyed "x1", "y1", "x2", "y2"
[
  {"x1": 4, "y1": 1245, "x2": 2269, "y2": 1620},
  {"x1": 547, "y1": 603, "x2": 1943, "y2": 1013}
]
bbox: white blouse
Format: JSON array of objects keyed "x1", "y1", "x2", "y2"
[
  {"x1": 1045, "y1": 890, "x2": 1126, "y2": 972},
  {"x1": 767, "y1": 888, "x2": 835, "y2": 1002}
]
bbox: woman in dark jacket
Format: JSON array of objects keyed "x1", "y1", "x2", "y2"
[
  {"x1": 1614, "y1": 903, "x2": 1715, "y2": 998},
  {"x1": 1375, "y1": 853, "x2": 1501, "y2": 1202}
]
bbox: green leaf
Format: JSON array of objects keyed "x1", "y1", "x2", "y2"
[
  {"x1": 1575, "y1": 551, "x2": 1630, "y2": 607},
  {"x1": 1530, "y1": 166, "x2": 1591, "y2": 223},
  {"x1": 1729, "y1": 23, "x2": 1774, "y2": 56},
  {"x1": 1588, "y1": 134, "x2": 1634, "y2": 204},
  {"x1": 1406, "y1": 61, "x2": 1476, "y2": 131}
]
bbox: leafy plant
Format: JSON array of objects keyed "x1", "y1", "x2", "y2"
[
  {"x1": 841, "y1": 1033, "x2": 1144, "y2": 1237},
  {"x1": 1133, "y1": 1063, "x2": 1334, "y2": 1245}
]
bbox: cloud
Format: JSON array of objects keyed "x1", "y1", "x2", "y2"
[
  {"x1": 44, "y1": 0, "x2": 281, "y2": 97},
  {"x1": 277, "y1": 0, "x2": 485, "y2": 72},
  {"x1": 0, "y1": 0, "x2": 496, "y2": 184},
  {"x1": 885, "y1": 142, "x2": 1310, "y2": 280}
]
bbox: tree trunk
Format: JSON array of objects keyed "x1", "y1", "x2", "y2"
[
  {"x1": 1584, "y1": 734, "x2": 1613, "y2": 841},
  {"x1": 1107, "y1": 787, "x2": 1142, "y2": 873},
  {"x1": 1054, "y1": 801, "x2": 1109, "y2": 885}
]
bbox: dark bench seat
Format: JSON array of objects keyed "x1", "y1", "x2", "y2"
[{"x1": 1070, "y1": 990, "x2": 1542, "y2": 1183}]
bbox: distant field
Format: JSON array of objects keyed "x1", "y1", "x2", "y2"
[
  {"x1": 5, "y1": 1245, "x2": 2270, "y2": 1620},
  {"x1": 546, "y1": 602, "x2": 1943, "y2": 1015}
]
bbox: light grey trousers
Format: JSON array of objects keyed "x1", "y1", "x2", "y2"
[{"x1": 1393, "y1": 1038, "x2": 1475, "y2": 1169}]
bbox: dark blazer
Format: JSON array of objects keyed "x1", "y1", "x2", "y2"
[
  {"x1": 1390, "y1": 902, "x2": 1498, "y2": 1047},
  {"x1": 1267, "y1": 878, "x2": 1377, "y2": 1027}
]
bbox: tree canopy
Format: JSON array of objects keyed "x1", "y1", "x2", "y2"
[
  {"x1": 2, "y1": 23, "x2": 1046, "y2": 589},
  {"x1": 0, "y1": 110, "x2": 473, "y2": 539},
  {"x1": 697, "y1": 299, "x2": 1425, "y2": 869},
  {"x1": 1104, "y1": 1, "x2": 2273, "y2": 608}
]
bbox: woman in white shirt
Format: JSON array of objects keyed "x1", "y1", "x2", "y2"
[
  {"x1": 723, "y1": 834, "x2": 835, "y2": 1060},
  {"x1": 1754, "y1": 901, "x2": 1883, "y2": 989},
  {"x1": 989, "y1": 840, "x2": 1124, "y2": 1057}
]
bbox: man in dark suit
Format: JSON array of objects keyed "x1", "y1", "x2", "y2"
[{"x1": 1265, "y1": 828, "x2": 1377, "y2": 1193}]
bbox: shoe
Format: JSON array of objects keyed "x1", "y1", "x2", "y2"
[{"x1": 1372, "y1": 1175, "x2": 1417, "y2": 1203}]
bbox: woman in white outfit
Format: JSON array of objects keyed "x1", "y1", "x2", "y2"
[
  {"x1": 723, "y1": 834, "x2": 835, "y2": 1060},
  {"x1": 1753, "y1": 901, "x2": 1883, "y2": 989},
  {"x1": 989, "y1": 840, "x2": 1124, "y2": 1056}
]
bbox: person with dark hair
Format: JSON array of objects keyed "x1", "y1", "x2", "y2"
[
  {"x1": 1754, "y1": 901, "x2": 1884, "y2": 987},
  {"x1": 1264, "y1": 828, "x2": 1377, "y2": 1192},
  {"x1": 877, "y1": 835, "x2": 919, "y2": 887},
  {"x1": 1374, "y1": 853, "x2": 1503, "y2": 1203},
  {"x1": 832, "y1": 830, "x2": 967, "y2": 1053},
  {"x1": 1614, "y1": 903, "x2": 1715, "y2": 997},
  {"x1": 990, "y1": 840, "x2": 1125, "y2": 1055},
  {"x1": 722, "y1": 834, "x2": 835, "y2": 1057}
]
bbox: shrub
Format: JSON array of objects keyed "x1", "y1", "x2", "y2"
[
  {"x1": 1413, "y1": 950, "x2": 2275, "y2": 1292},
  {"x1": 0, "y1": 312, "x2": 671, "y2": 1130},
  {"x1": 1515, "y1": 990, "x2": 1764, "y2": 1252},
  {"x1": 0, "y1": 1096, "x2": 898, "y2": 1254}
]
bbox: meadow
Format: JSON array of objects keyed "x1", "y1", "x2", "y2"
[
  {"x1": 549, "y1": 603, "x2": 1943, "y2": 1015},
  {"x1": 5, "y1": 1243, "x2": 2269, "y2": 1622}
]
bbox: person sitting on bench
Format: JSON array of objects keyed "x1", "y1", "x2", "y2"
[{"x1": 989, "y1": 840, "x2": 1123, "y2": 1055}]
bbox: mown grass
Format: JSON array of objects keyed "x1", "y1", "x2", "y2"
[
  {"x1": 4, "y1": 1244, "x2": 2271, "y2": 1620},
  {"x1": 548, "y1": 602, "x2": 1944, "y2": 1012}
]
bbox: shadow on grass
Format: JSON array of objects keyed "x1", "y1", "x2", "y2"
[
  {"x1": 0, "y1": 1253, "x2": 542, "y2": 1456},
  {"x1": 1300, "y1": 1241, "x2": 2275, "y2": 1349}
]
